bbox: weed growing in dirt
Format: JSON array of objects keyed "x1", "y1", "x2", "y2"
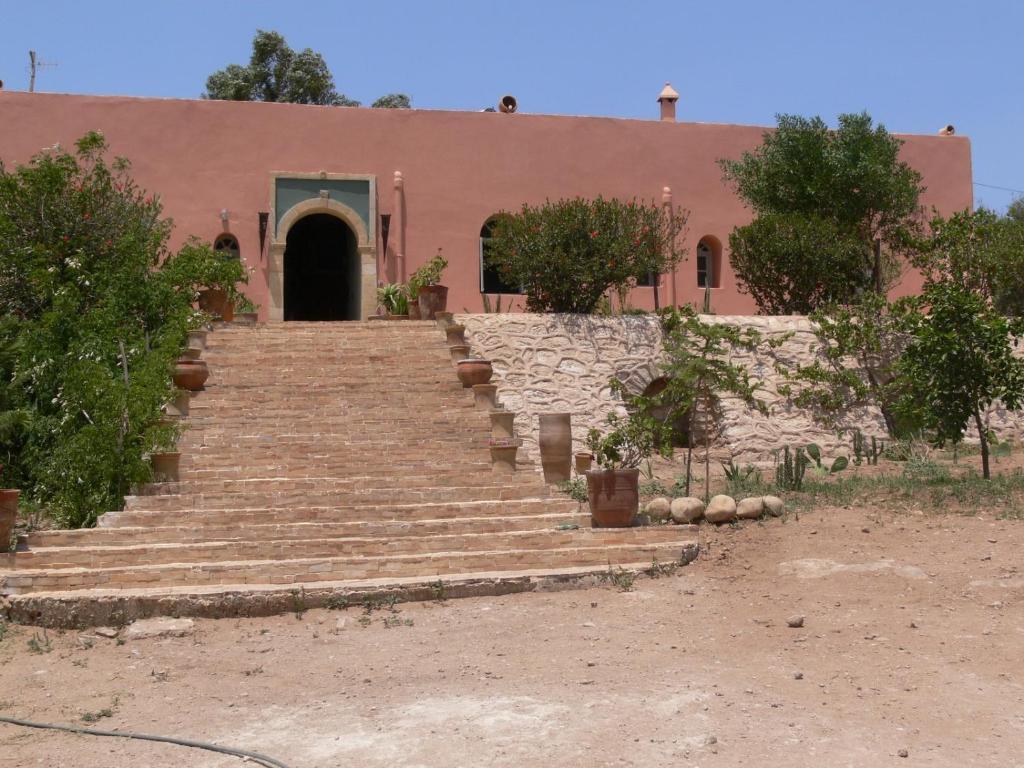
[
  {"x1": 0, "y1": 619, "x2": 8, "y2": 643},
  {"x1": 644, "y1": 558, "x2": 680, "y2": 579},
  {"x1": 557, "y1": 477, "x2": 588, "y2": 503},
  {"x1": 290, "y1": 588, "x2": 307, "y2": 619},
  {"x1": 326, "y1": 593, "x2": 350, "y2": 611},
  {"x1": 430, "y1": 579, "x2": 447, "y2": 603},
  {"x1": 27, "y1": 630, "x2": 52, "y2": 654},
  {"x1": 81, "y1": 708, "x2": 114, "y2": 723},
  {"x1": 607, "y1": 566, "x2": 636, "y2": 592},
  {"x1": 382, "y1": 615, "x2": 414, "y2": 628}
]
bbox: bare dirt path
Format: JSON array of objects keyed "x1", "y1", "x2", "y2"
[{"x1": 2, "y1": 505, "x2": 1022, "y2": 767}]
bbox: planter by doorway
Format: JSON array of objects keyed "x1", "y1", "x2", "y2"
[
  {"x1": 417, "y1": 284, "x2": 449, "y2": 321},
  {"x1": 173, "y1": 358, "x2": 209, "y2": 391},
  {"x1": 456, "y1": 358, "x2": 493, "y2": 388},
  {"x1": 197, "y1": 288, "x2": 234, "y2": 322},
  {"x1": 0, "y1": 489, "x2": 18, "y2": 550},
  {"x1": 585, "y1": 468, "x2": 639, "y2": 528}
]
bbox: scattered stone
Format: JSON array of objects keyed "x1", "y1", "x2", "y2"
[
  {"x1": 762, "y1": 495, "x2": 785, "y2": 517},
  {"x1": 794, "y1": 671, "x2": 804, "y2": 680},
  {"x1": 705, "y1": 495, "x2": 737, "y2": 524},
  {"x1": 704, "y1": 734, "x2": 718, "y2": 746},
  {"x1": 736, "y1": 497, "x2": 765, "y2": 520},
  {"x1": 590, "y1": 601, "x2": 598, "y2": 608},
  {"x1": 645, "y1": 496, "x2": 672, "y2": 522},
  {"x1": 582, "y1": 621, "x2": 596, "y2": 628},
  {"x1": 861, "y1": 527, "x2": 871, "y2": 534},
  {"x1": 786, "y1": 615, "x2": 805, "y2": 629},
  {"x1": 123, "y1": 617, "x2": 195, "y2": 640},
  {"x1": 898, "y1": 748, "x2": 909, "y2": 758},
  {"x1": 910, "y1": 621, "x2": 918, "y2": 629},
  {"x1": 670, "y1": 497, "x2": 705, "y2": 524},
  {"x1": 93, "y1": 627, "x2": 119, "y2": 639}
]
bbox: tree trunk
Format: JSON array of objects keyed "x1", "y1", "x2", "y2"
[
  {"x1": 974, "y1": 409, "x2": 990, "y2": 480},
  {"x1": 703, "y1": 393, "x2": 711, "y2": 503},
  {"x1": 684, "y1": 405, "x2": 697, "y2": 497}
]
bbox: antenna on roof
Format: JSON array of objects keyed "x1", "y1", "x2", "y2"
[{"x1": 28, "y1": 51, "x2": 58, "y2": 93}]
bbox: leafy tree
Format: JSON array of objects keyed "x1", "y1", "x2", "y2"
[
  {"x1": 204, "y1": 30, "x2": 360, "y2": 106},
  {"x1": 372, "y1": 93, "x2": 412, "y2": 109},
  {"x1": 726, "y1": 213, "x2": 868, "y2": 314},
  {"x1": 912, "y1": 207, "x2": 1024, "y2": 316},
  {"x1": 721, "y1": 112, "x2": 925, "y2": 310},
  {"x1": 487, "y1": 197, "x2": 687, "y2": 313},
  {"x1": 0, "y1": 132, "x2": 246, "y2": 526},
  {"x1": 896, "y1": 283, "x2": 1024, "y2": 479},
  {"x1": 1007, "y1": 197, "x2": 1024, "y2": 223}
]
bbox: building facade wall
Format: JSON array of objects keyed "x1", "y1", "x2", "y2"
[{"x1": 0, "y1": 91, "x2": 974, "y2": 320}]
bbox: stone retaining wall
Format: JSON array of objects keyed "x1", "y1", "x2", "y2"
[{"x1": 457, "y1": 313, "x2": 1024, "y2": 465}]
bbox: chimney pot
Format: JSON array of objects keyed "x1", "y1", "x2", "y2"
[{"x1": 657, "y1": 82, "x2": 679, "y2": 122}]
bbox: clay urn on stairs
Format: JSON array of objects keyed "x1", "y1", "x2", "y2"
[
  {"x1": 456, "y1": 359, "x2": 493, "y2": 388},
  {"x1": 173, "y1": 358, "x2": 209, "y2": 391}
]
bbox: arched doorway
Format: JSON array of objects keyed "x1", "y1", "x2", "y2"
[{"x1": 283, "y1": 214, "x2": 360, "y2": 321}]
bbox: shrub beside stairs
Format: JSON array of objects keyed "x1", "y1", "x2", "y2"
[{"x1": 0, "y1": 321, "x2": 697, "y2": 628}]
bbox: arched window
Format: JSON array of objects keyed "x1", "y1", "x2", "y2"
[
  {"x1": 696, "y1": 237, "x2": 722, "y2": 288},
  {"x1": 214, "y1": 233, "x2": 240, "y2": 261},
  {"x1": 479, "y1": 217, "x2": 521, "y2": 294}
]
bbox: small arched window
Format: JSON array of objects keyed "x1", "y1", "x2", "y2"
[
  {"x1": 479, "y1": 217, "x2": 521, "y2": 294},
  {"x1": 214, "y1": 233, "x2": 241, "y2": 261},
  {"x1": 696, "y1": 237, "x2": 722, "y2": 289}
]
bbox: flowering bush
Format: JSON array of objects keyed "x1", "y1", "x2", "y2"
[
  {"x1": 0, "y1": 132, "x2": 247, "y2": 527},
  {"x1": 486, "y1": 197, "x2": 687, "y2": 313}
]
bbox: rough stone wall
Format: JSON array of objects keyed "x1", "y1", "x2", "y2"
[{"x1": 458, "y1": 313, "x2": 1024, "y2": 466}]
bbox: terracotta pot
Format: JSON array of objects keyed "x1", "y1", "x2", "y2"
[
  {"x1": 173, "y1": 359, "x2": 209, "y2": 391},
  {"x1": 164, "y1": 390, "x2": 191, "y2": 418},
  {"x1": 187, "y1": 329, "x2": 208, "y2": 350},
  {"x1": 236, "y1": 311, "x2": 259, "y2": 326},
  {"x1": 418, "y1": 284, "x2": 449, "y2": 320},
  {"x1": 586, "y1": 468, "x2": 640, "y2": 528},
  {"x1": 197, "y1": 288, "x2": 234, "y2": 321},
  {"x1": 382, "y1": 314, "x2": 408, "y2": 321},
  {"x1": 490, "y1": 410, "x2": 516, "y2": 440},
  {"x1": 180, "y1": 346, "x2": 202, "y2": 361},
  {"x1": 472, "y1": 384, "x2": 498, "y2": 410},
  {"x1": 434, "y1": 312, "x2": 454, "y2": 330},
  {"x1": 539, "y1": 413, "x2": 572, "y2": 484},
  {"x1": 445, "y1": 324, "x2": 467, "y2": 346},
  {"x1": 574, "y1": 452, "x2": 595, "y2": 475},
  {"x1": 489, "y1": 439, "x2": 520, "y2": 474},
  {"x1": 407, "y1": 298, "x2": 421, "y2": 320},
  {"x1": 449, "y1": 344, "x2": 471, "y2": 364},
  {"x1": 0, "y1": 489, "x2": 18, "y2": 550},
  {"x1": 150, "y1": 452, "x2": 181, "y2": 483},
  {"x1": 456, "y1": 358, "x2": 493, "y2": 388}
]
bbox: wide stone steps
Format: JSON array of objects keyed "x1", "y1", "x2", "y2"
[
  {"x1": 103, "y1": 498, "x2": 580, "y2": 528},
  {"x1": 0, "y1": 319, "x2": 699, "y2": 626},
  {"x1": 27, "y1": 511, "x2": 592, "y2": 547},
  {"x1": 1, "y1": 535, "x2": 691, "y2": 595}
]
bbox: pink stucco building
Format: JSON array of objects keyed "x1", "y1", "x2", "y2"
[{"x1": 0, "y1": 87, "x2": 973, "y2": 320}]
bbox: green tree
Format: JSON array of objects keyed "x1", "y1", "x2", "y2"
[
  {"x1": 726, "y1": 213, "x2": 868, "y2": 314},
  {"x1": 204, "y1": 30, "x2": 360, "y2": 106},
  {"x1": 897, "y1": 283, "x2": 1024, "y2": 479},
  {"x1": 912, "y1": 207, "x2": 1024, "y2": 316},
  {"x1": 721, "y1": 112, "x2": 924, "y2": 310},
  {"x1": 1007, "y1": 197, "x2": 1024, "y2": 223},
  {"x1": 487, "y1": 197, "x2": 687, "y2": 313},
  {"x1": 0, "y1": 132, "x2": 246, "y2": 527},
  {"x1": 372, "y1": 93, "x2": 412, "y2": 109}
]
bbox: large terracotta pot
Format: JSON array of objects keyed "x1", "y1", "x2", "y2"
[
  {"x1": 180, "y1": 346, "x2": 202, "y2": 361},
  {"x1": 0, "y1": 489, "x2": 18, "y2": 550},
  {"x1": 490, "y1": 410, "x2": 516, "y2": 440},
  {"x1": 449, "y1": 344, "x2": 471, "y2": 364},
  {"x1": 173, "y1": 359, "x2": 209, "y2": 391},
  {"x1": 586, "y1": 468, "x2": 640, "y2": 528},
  {"x1": 150, "y1": 452, "x2": 181, "y2": 483},
  {"x1": 456, "y1": 359, "x2": 493, "y2": 388},
  {"x1": 489, "y1": 439, "x2": 520, "y2": 474},
  {"x1": 445, "y1": 324, "x2": 467, "y2": 346},
  {"x1": 434, "y1": 312, "x2": 454, "y2": 330},
  {"x1": 197, "y1": 288, "x2": 234, "y2": 321},
  {"x1": 539, "y1": 413, "x2": 572, "y2": 484},
  {"x1": 418, "y1": 284, "x2": 449, "y2": 320},
  {"x1": 187, "y1": 329, "x2": 208, "y2": 350}
]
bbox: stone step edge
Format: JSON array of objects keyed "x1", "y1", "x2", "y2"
[{"x1": 3, "y1": 547, "x2": 700, "y2": 629}]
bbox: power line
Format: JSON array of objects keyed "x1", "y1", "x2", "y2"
[{"x1": 973, "y1": 182, "x2": 1024, "y2": 195}]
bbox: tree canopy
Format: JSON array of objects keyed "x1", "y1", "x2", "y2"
[{"x1": 720, "y1": 112, "x2": 925, "y2": 312}]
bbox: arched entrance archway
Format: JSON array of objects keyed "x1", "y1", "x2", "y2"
[{"x1": 283, "y1": 214, "x2": 360, "y2": 321}]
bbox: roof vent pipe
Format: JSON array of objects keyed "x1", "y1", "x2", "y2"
[{"x1": 499, "y1": 95, "x2": 517, "y2": 113}]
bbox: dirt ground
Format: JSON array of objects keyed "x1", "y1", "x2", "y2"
[{"x1": 1, "y1": 503, "x2": 1022, "y2": 768}]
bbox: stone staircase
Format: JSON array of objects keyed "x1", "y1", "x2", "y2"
[{"x1": 0, "y1": 321, "x2": 697, "y2": 627}]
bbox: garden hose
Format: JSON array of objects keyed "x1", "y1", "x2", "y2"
[{"x1": 0, "y1": 715, "x2": 291, "y2": 768}]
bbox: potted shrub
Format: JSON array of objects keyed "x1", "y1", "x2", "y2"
[
  {"x1": 413, "y1": 249, "x2": 450, "y2": 320},
  {"x1": 377, "y1": 283, "x2": 409, "y2": 319},
  {"x1": 584, "y1": 411, "x2": 669, "y2": 528},
  {"x1": 0, "y1": 465, "x2": 18, "y2": 551}
]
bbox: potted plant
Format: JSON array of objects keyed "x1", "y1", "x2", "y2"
[
  {"x1": 0, "y1": 465, "x2": 18, "y2": 551},
  {"x1": 376, "y1": 283, "x2": 409, "y2": 319},
  {"x1": 234, "y1": 295, "x2": 259, "y2": 326},
  {"x1": 584, "y1": 410, "x2": 669, "y2": 528},
  {"x1": 412, "y1": 249, "x2": 450, "y2": 320}
]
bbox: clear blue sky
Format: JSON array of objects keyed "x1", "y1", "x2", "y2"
[{"x1": 2, "y1": 0, "x2": 1021, "y2": 211}]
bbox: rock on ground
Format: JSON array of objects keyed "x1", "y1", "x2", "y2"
[
  {"x1": 736, "y1": 497, "x2": 764, "y2": 520},
  {"x1": 671, "y1": 497, "x2": 705, "y2": 524},
  {"x1": 705, "y1": 495, "x2": 737, "y2": 524},
  {"x1": 123, "y1": 617, "x2": 195, "y2": 640}
]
